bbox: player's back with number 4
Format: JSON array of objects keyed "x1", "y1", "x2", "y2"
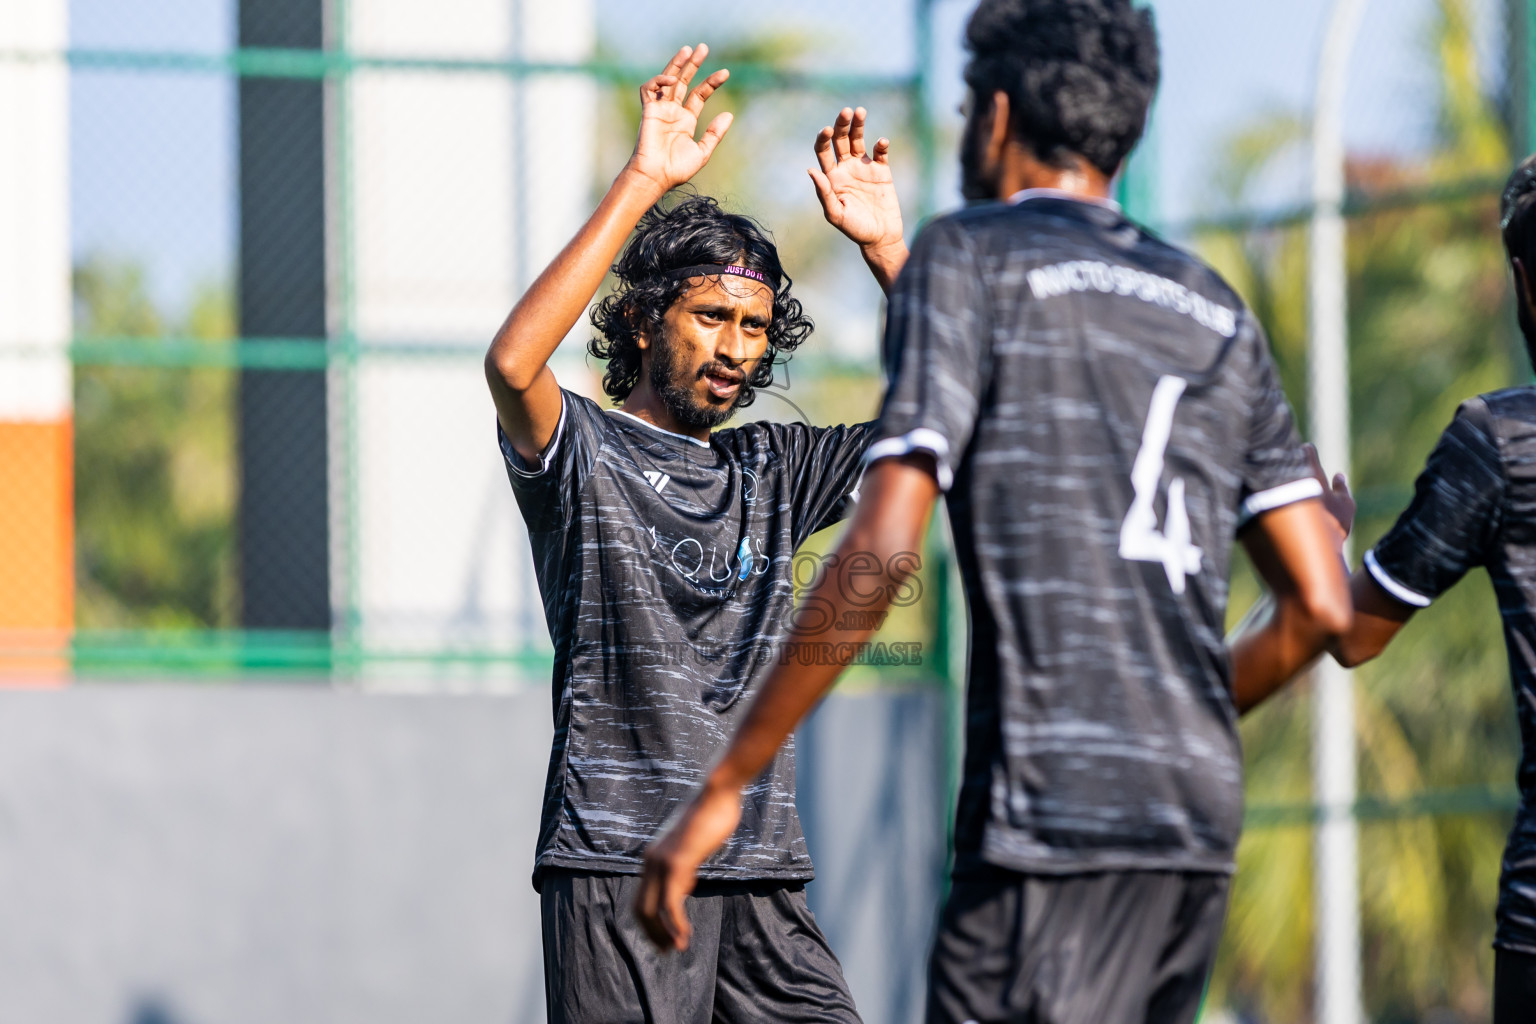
[{"x1": 876, "y1": 190, "x2": 1321, "y2": 875}]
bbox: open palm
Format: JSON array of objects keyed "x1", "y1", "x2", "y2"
[
  {"x1": 810, "y1": 107, "x2": 904, "y2": 251},
  {"x1": 629, "y1": 44, "x2": 733, "y2": 194}
]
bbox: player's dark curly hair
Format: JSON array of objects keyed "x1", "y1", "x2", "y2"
[
  {"x1": 1501, "y1": 154, "x2": 1536, "y2": 357},
  {"x1": 1501, "y1": 154, "x2": 1536, "y2": 268},
  {"x1": 589, "y1": 194, "x2": 813, "y2": 406},
  {"x1": 964, "y1": 0, "x2": 1159, "y2": 177}
]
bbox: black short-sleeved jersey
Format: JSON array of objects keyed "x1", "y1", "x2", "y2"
[
  {"x1": 1367, "y1": 388, "x2": 1536, "y2": 955},
  {"x1": 868, "y1": 191, "x2": 1319, "y2": 876},
  {"x1": 500, "y1": 390, "x2": 872, "y2": 889}
]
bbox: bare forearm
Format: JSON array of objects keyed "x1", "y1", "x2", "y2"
[
  {"x1": 708, "y1": 460, "x2": 937, "y2": 790},
  {"x1": 632, "y1": 516, "x2": 922, "y2": 955},
  {"x1": 1230, "y1": 597, "x2": 1334, "y2": 713},
  {"x1": 862, "y1": 242, "x2": 909, "y2": 297},
  {"x1": 1331, "y1": 624, "x2": 1389, "y2": 669},
  {"x1": 1230, "y1": 501, "x2": 1352, "y2": 714},
  {"x1": 1330, "y1": 569, "x2": 1413, "y2": 668},
  {"x1": 707, "y1": 650, "x2": 847, "y2": 793},
  {"x1": 632, "y1": 500, "x2": 927, "y2": 955},
  {"x1": 709, "y1": 528, "x2": 909, "y2": 790},
  {"x1": 487, "y1": 167, "x2": 664, "y2": 390}
]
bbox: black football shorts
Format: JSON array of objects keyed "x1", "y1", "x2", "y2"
[
  {"x1": 926, "y1": 868, "x2": 1229, "y2": 1024},
  {"x1": 541, "y1": 870, "x2": 862, "y2": 1024}
]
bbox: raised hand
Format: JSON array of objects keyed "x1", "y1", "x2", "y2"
[
  {"x1": 810, "y1": 107, "x2": 905, "y2": 252},
  {"x1": 809, "y1": 107, "x2": 907, "y2": 293},
  {"x1": 627, "y1": 44, "x2": 733, "y2": 195}
]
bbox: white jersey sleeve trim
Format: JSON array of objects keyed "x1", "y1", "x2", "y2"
[
  {"x1": 1364, "y1": 548, "x2": 1433, "y2": 608},
  {"x1": 1238, "y1": 477, "x2": 1323, "y2": 526},
  {"x1": 864, "y1": 428, "x2": 954, "y2": 492},
  {"x1": 500, "y1": 393, "x2": 568, "y2": 478}
]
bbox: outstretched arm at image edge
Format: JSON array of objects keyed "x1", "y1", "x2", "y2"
[
  {"x1": 633, "y1": 455, "x2": 941, "y2": 952},
  {"x1": 1230, "y1": 498, "x2": 1354, "y2": 714},
  {"x1": 1329, "y1": 570, "x2": 1416, "y2": 668}
]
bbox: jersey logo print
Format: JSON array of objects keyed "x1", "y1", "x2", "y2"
[
  {"x1": 1119, "y1": 375, "x2": 1204, "y2": 594},
  {"x1": 642, "y1": 470, "x2": 672, "y2": 494}
]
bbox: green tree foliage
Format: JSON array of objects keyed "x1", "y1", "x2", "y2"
[
  {"x1": 73, "y1": 258, "x2": 238, "y2": 628},
  {"x1": 1203, "y1": 2, "x2": 1523, "y2": 1019}
]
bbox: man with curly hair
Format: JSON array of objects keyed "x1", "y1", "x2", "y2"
[
  {"x1": 639, "y1": 3, "x2": 1352, "y2": 1022},
  {"x1": 484, "y1": 43, "x2": 902, "y2": 1024}
]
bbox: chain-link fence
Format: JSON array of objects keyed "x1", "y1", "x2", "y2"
[
  {"x1": 0, "y1": 0, "x2": 946, "y2": 680},
  {"x1": 2, "y1": 0, "x2": 1534, "y2": 1020}
]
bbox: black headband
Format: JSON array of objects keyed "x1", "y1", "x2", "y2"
[{"x1": 663, "y1": 263, "x2": 774, "y2": 287}]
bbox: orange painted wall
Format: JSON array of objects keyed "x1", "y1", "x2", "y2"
[{"x1": 0, "y1": 420, "x2": 73, "y2": 675}]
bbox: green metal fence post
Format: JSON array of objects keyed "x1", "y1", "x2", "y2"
[
  {"x1": 235, "y1": 0, "x2": 335, "y2": 659},
  {"x1": 331, "y1": 0, "x2": 363, "y2": 677},
  {"x1": 912, "y1": 0, "x2": 939, "y2": 222},
  {"x1": 910, "y1": 0, "x2": 967, "y2": 895},
  {"x1": 1118, "y1": 121, "x2": 1158, "y2": 226},
  {"x1": 1526, "y1": 0, "x2": 1536, "y2": 153},
  {"x1": 1117, "y1": 0, "x2": 1157, "y2": 226}
]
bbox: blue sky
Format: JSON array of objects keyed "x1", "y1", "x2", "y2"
[{"x1": 66, "y1": 0, "x2": 1500, "y2": 315}]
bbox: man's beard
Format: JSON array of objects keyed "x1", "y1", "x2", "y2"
[
  {"x1": 1519, "y1": 297, "x2": 1536, "y2": 371},
  {"x1": 648, "y1": 328, "x2": 749, "y2": 431},
  {"x1": 960, "y1": 107, "x2": 999, "y2": 202}
]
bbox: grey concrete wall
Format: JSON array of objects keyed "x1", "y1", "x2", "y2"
[
  {"x1": 800, "y1": 688, "x2": 949, "y2": 1024},
  {"x1": 0, "y1": 683, "x2": 948, "y2": 1024}
]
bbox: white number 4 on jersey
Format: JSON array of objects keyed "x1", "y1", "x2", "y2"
[{"x1": 1119, "y1": 375, "x2": 1204, "y2": 594}]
